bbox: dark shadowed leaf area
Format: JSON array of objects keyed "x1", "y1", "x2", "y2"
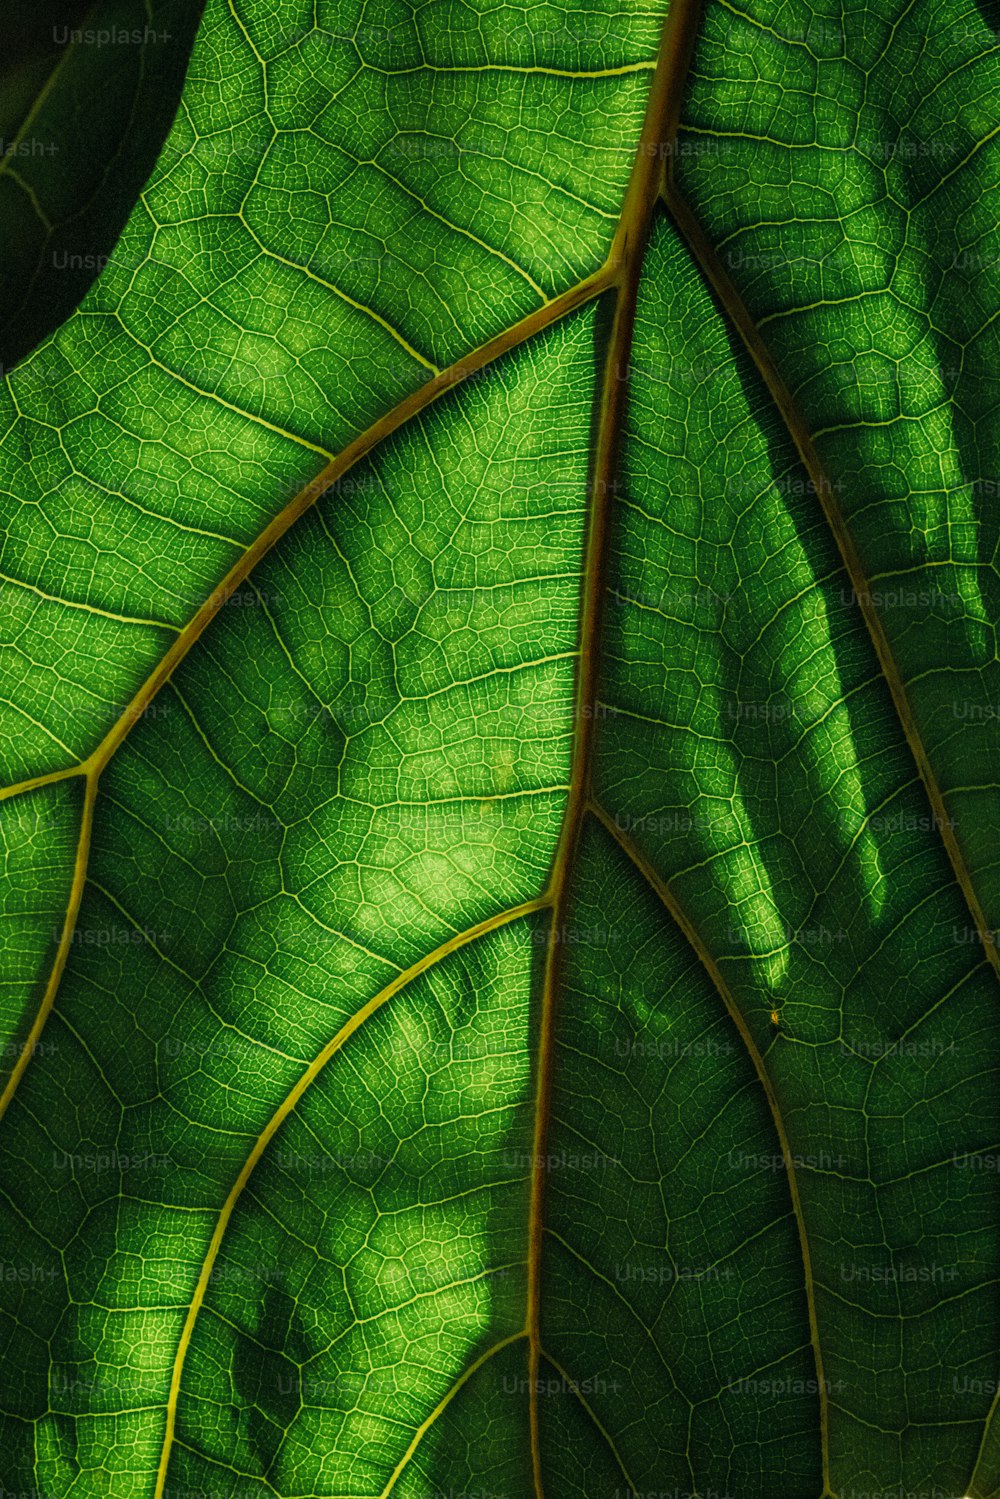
[{"x1": 0, "y1": 0, "x2": 205, "y2": 372}]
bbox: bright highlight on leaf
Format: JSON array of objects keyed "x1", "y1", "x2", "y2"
[{"x1": 0, "y1": 0, "x2": 998, "y2": 1497}]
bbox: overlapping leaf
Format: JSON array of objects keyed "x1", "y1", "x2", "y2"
[{"x1": 0, "y1": 0, "x2": 205, "y2": 370}]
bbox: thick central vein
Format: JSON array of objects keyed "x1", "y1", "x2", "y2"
[{"x1": 524, "y1": 1, "x2": 704, "y2": 1493}]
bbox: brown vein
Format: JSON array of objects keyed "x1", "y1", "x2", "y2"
[
  {"x1": 0, "y1": 262, "x2": 615, "y2": 1125},
  {"x1": 662, "y1": 176, "x2": 1000, "y2": 992},
  {"x1": 0, "y1": 776, "x2": 95, "y2": 1123},
  {"x1": 152, "y1": 895, "x2": 547, "y2": 1499},
  {"x1": 525, "y1": 1, "x2": 704, "y2": 1491},
  {"x1": 0, "y1": 265, "x2": 614, "y2": 814},
  {"x1": 541, "y1": 1345, "x2": 641, "y2": 1498},
  {"x1": 589, "y1": 796, "x2": 832, "y2": 1497}
]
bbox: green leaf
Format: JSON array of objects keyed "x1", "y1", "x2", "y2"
[
  {"x1": 0, "y1": 0, "x2": 206, "y2": 371},
  {"x1": 0, "y1": 0, "x2": 998, "y2": 1496}
]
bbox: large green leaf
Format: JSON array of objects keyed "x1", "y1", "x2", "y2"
[{"x1": 0, "y1": 0, "x2": 998, "y2": 1496}]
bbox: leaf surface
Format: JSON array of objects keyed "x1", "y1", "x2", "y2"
[{"x1": 1, "y1": 1, "x2": 998, "y2": 1497}]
